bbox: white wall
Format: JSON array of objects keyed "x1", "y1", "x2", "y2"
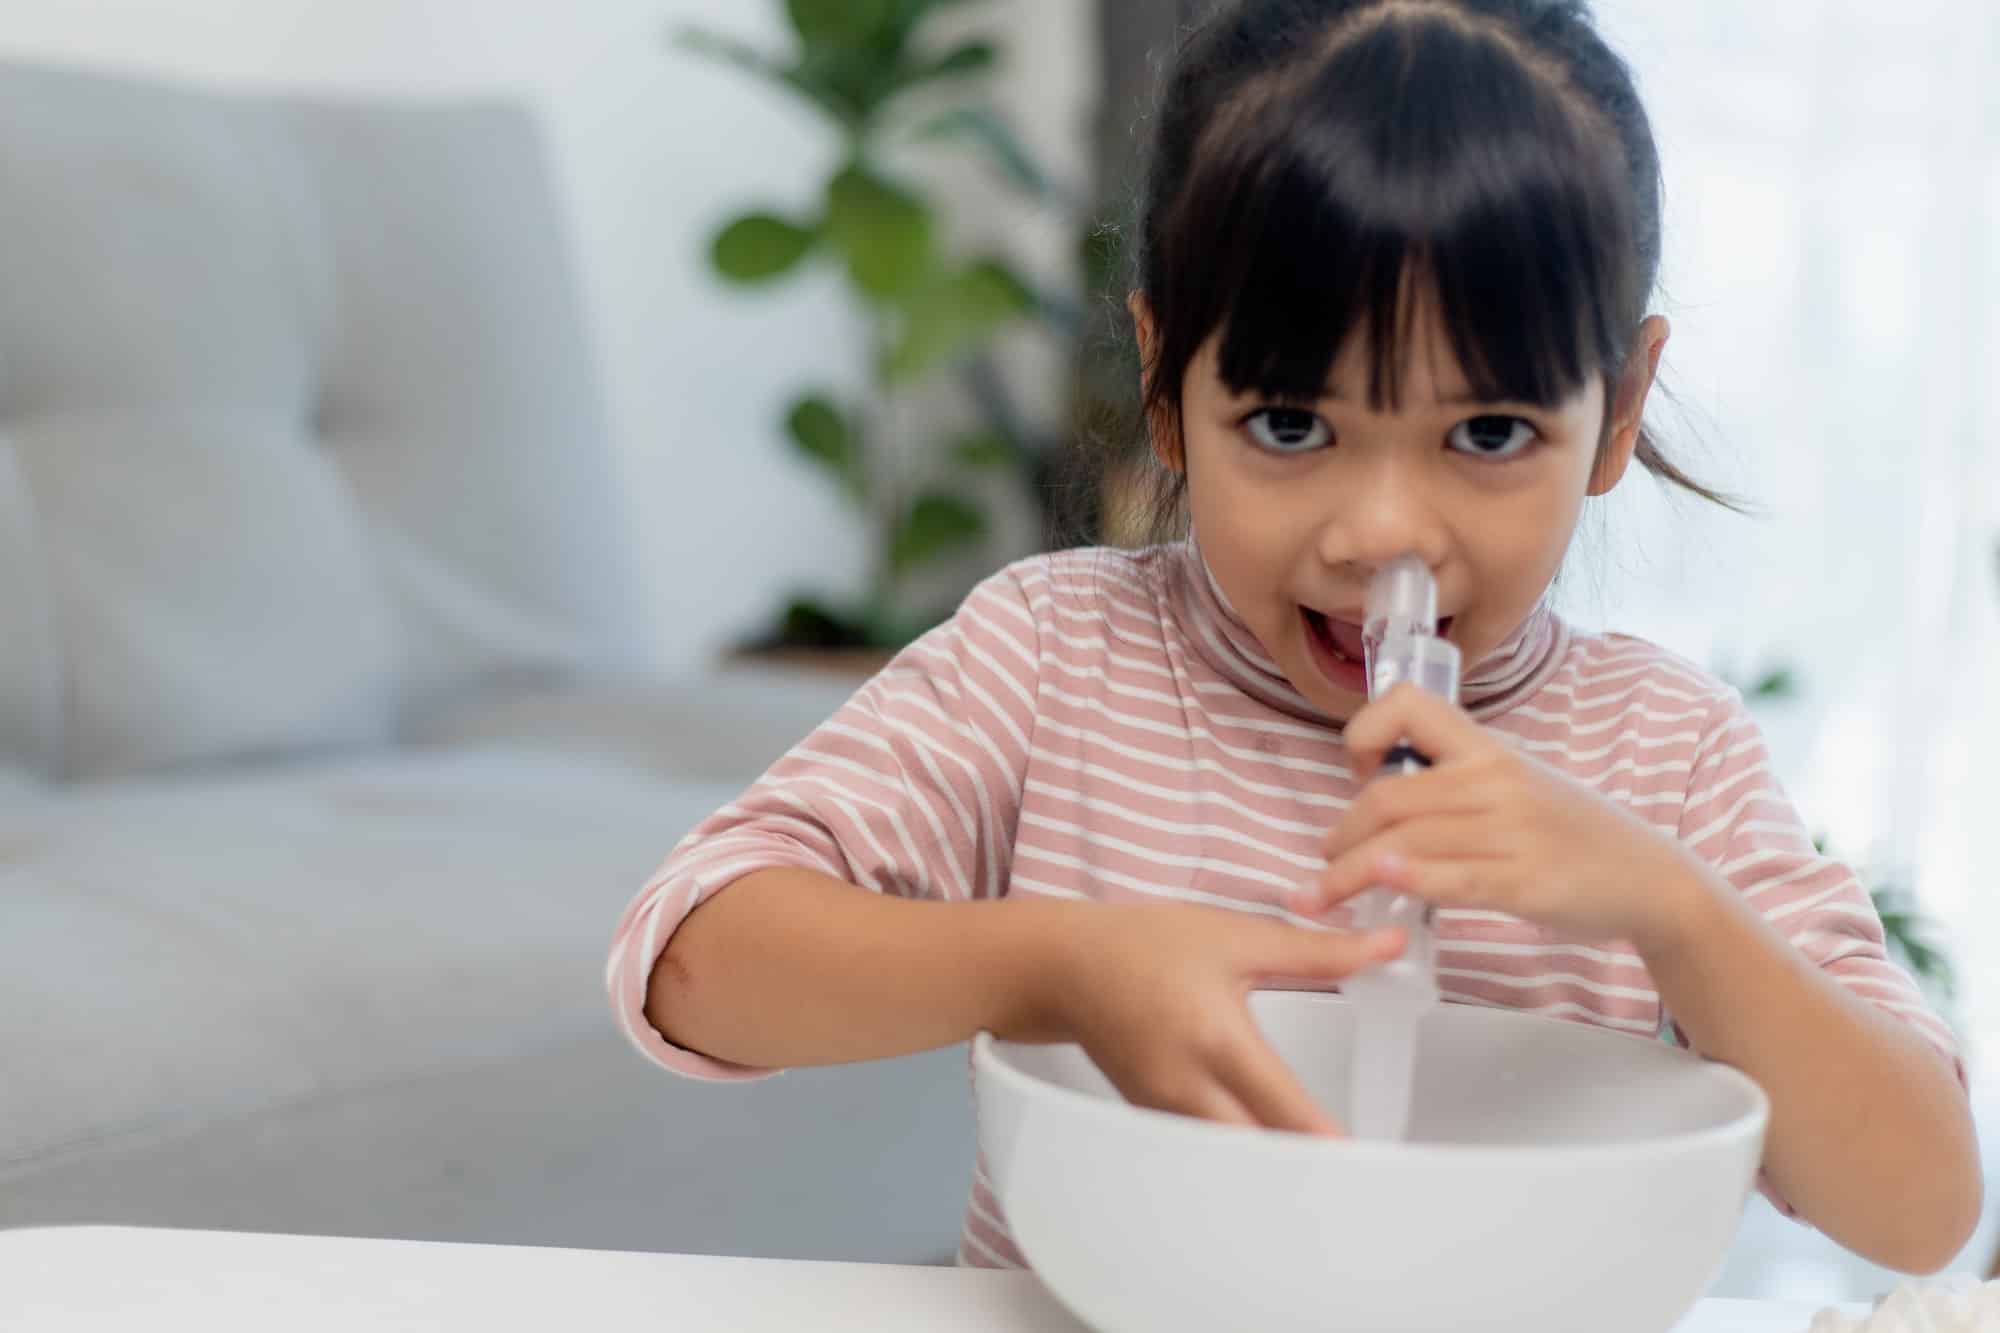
[
  {"x1": 1579, "y1": 0, "x2": 2000, "y2": 1071},
  {"x1": 0, "y1": 0, "x2": 1094, "y2": 671}
]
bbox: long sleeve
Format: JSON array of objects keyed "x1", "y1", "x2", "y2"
[
  {"x1": 1671, "y1": 688, "x2": 1966, "y2": 1216},
  {"x1": 605, "y1": 564, "x2": 1044, "y2": 1081}
]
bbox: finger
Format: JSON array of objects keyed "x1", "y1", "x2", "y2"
[
  {"x1": 1324, "y1": 855, "x2": 1487, "y2": 916},
  {"x1": 1210, "y1": 1022, "x2": 1344, "y2": 1137},
  {"x1": 1308, "y1": 818, "x2": 1497, "y2": 912},
  {"x1": 1132, "y1": 1074, "x2": 1258, "y2": 1129},
  {"x1": 1320, "y1": 763, "x2": 1494, "y2": 860},
  {"x1": 1237, "y1": 918, "x2": 1407, "y2": 982},
  {"x1": 1341, "y1": 682, "x2": 1492, "y2": 778}
]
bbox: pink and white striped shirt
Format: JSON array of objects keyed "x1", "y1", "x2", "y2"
[{"x1": 607, "y1": 541, "x2": 1962, "y2": 1269}]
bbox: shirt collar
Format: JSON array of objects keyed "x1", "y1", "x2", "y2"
[{"x1": 1167, "y1": 537, "x2": 1566, "y2": 727}]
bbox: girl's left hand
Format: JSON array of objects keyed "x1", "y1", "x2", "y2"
[{"x1": 1300, "y1": 683, "x2": 1705, "y2": 953}]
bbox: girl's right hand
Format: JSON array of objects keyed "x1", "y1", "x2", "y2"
[{"x1": 1040, "y1": 902, "x2": 1407, "y2": 1136}]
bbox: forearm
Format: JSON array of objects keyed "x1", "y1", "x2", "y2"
[
  {"x1": 1640, "y1": 862, "x2": 1982, "y2": 1273},
  {"x1": 646, "y1": 867, "x2": 1077, "y2": 1069}
]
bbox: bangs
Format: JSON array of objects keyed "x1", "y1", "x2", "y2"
[{"x1": 1151, "y1": 10, "x2": 1642, "y2": 412}]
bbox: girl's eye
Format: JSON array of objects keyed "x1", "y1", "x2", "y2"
[
  {"x1": 1243, "y1": 408, "x2": 1332, "y2": 454},
  {"x1": 1447, "y1": 415, "x2": 1539, "y2": 460}
]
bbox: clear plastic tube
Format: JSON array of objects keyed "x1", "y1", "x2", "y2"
[
  {"x1": 1346, "y1": 555, "x2": 1459, "y2": 987},
  {"x1": 1343, "y1": 556, "x2": 1459, "y2": 1139}
]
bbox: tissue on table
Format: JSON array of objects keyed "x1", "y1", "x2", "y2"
[{"x1": 1809, "y1": 1276, "x2": 1999, "y2": 1333}]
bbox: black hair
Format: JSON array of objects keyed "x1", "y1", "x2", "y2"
[{"x1": 1118, "y1": 0, "x2": 1734, "y2": 542}]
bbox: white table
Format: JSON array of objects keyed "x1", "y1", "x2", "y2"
[{"x1": 0, "y1": 1227, "x2": 1865, "y2": 1331}]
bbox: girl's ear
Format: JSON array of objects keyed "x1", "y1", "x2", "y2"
[
  {"x1": 1590, "y1": 315, "x2": 1671, "y2": 497},
  {"x1": 1129, "y1": 291, "x2": 1184, "y2": 473}
]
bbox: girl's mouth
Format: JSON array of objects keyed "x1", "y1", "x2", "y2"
[{"x1": 1300, "y1": 608, "x2": 1454, "y2": 695}]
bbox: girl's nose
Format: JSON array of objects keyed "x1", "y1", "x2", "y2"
[{"x1": 1313, "y1": 458, "x2": 1447, "y2": 573}]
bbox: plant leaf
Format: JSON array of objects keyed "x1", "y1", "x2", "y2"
[
  {"x1": 825, "y1": 166, "x2": 935, "y2": 301},
  {"x1": 871, "y1": 0, "x2": 992, "y2": 79},
  {"x1": 787, "y1": 0, "x2": 898, "y2": 48},
  {"x1": 785, "y1": 394, "x2": 865, "y2": 502},
  {"x1": 712, "y1": 213, "x2": 818, "y2": 284},
  {"x1": 884, "y1": 259, "x2": 1036, "y2": 381},
  {"x1": 1747, "y1": 666, "x2": 1800, "y2": 701},
  {"x1": 950, "y1": 428, "x2": 1017, "y2": 470},
  {"x1": 889, "y1": 492, "x2": 988, "y2": 574},
  {"x1": 1870, "y1": 886, "x2": 1957, "y2": 998},
  {"x1": 676, "y1": 26, "x2": 789, "y2": 80},
  {"x1": 676, "y1": 27, "x2": 854, "y2": 123},
  {"x1": 892, "y1": 0, "x2": 992, "y2": 24},
  {"x1": 895, "y1": 39, "x2": 998, "y2": 89},
  {"x1": 910, "y1": 106, "x2": 1049, "y2": 197}
]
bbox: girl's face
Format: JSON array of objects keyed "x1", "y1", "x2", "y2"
[{"x1": 1138, "y1": 294, "x2": 1667, "y2": 725}]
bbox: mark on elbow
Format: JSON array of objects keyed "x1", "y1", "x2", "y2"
[{"x1": 644, "y1": 947, "x2": 697, "y2": 1043}]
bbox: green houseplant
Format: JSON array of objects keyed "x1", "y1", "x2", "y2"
[{"x1": 682, "y1": 0, "x2": 1083, "y2": 658}]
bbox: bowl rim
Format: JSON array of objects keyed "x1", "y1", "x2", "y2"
[{"x1": 972, "y1": 992, "x2": 1771, "y2": 1167}]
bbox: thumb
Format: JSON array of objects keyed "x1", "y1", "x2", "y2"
[
  {"x1": 1343, "y1": 682, "x2": 1487, "y2": 779},
  {"x1": 1240, "y1": 920, "x2": 1407, "y2": 984}
]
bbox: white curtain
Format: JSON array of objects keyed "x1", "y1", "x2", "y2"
[{"x1": 1564, "y1": 1, "x2": 2000, "y2": 1070}]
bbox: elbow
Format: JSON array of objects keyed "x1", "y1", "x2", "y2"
[
  {"x1": 1874, "y1": 1172, "x2": 1985, "y2": 1276},
  {"x1": 1934, "y1": 1171, "x2": 1986, "y2": 1272},
  {"x1": 643, "y1": 939, "x2": 700, "y2": 1048},
  {"x1": 1882, "y1": 1063, "x2": 1987, "y2": 1275}
]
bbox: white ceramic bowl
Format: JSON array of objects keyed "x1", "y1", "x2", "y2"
[{"x1": 974, "y1": 991, "x2": 1768, "y2": 1333}]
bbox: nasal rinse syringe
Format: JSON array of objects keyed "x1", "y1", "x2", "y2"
[{"x1": 1342, "y1": 554, "x2": 1460, "y2": 1140}]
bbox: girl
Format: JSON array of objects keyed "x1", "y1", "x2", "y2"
[{"x1": 610, "y1": 0, "x2": 1980, "y2": 1276}]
